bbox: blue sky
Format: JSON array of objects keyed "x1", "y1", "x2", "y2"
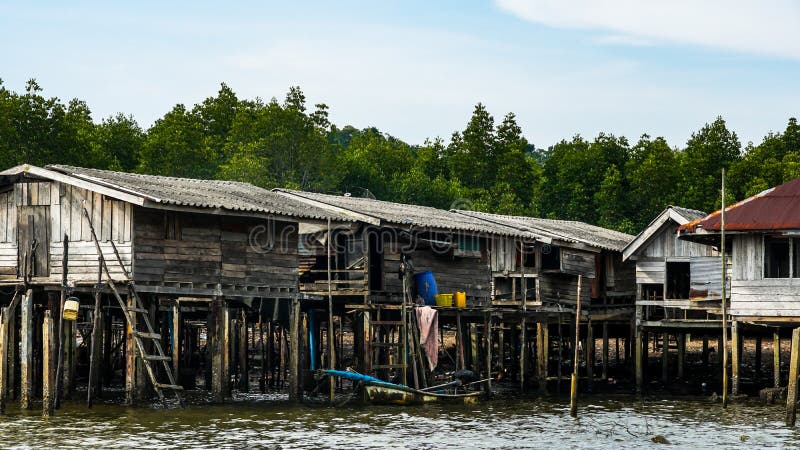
[{"x1": 1, "y1": 0, "x2": 798, "y2": 149}]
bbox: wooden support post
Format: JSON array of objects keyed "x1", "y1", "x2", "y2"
[
  {"x1": 456, "y1": 311, "x2": 465, "y2": 371},
  {"x1": 520, "y1": 317, "x2": 527, "y2": 392},
  {"x1": 54, "y1": 236, "x2": 68, "y2": 409},
  {"x1": 484, "y1": 314, "x2": 492, "y2": 394},
  {"x1": 101, "y1": 306, "x2": 111, "y2": 393},
  {"x1": 677, "y1": 333, "x2": 685, "y2": 380},
  {"x1": 635, "y1": 326, "x2": 643, "y2": 394},
  {"x1": 537, "y1": 322, "x2": 546, "y2": 394},
  {"x1": 288, "y1": 297, "x2": 301, "y2": 402},
  {"x1": 363, "y1": 311, "x2": 371, "y2": 374},
  {"x1": 569, "y1": 275, "x2": 582, "y2": 417},
  {"x1": 718, "y1": 335, "x2": 724, "y2": 365},
  {"x1": 42, "y1": 310, "x2": 54, "y2": 417},
  {"x1": 8, "y1": 306, "x2": 16, "y2": 401},
  {"x1": 786, "y1": 327, "x2": 800, "y2": 426},
  {"x1": 470, "y1": 323, "x2": 479, "y2": 376},
  {"x1": 211, "y1": 297, "x2": 225, "y2": 402},
  {"x1": 755, "y1": 336, "x2": 762, "y2": 380},
  {"x1": 125, "y1": 294, "x2": 136, "y2": 405},
  {"x1": 601, "y1": 321, "x2": 609, "y2": 381},
  {"x1": 498, "y1": 323, "x2": 505, "y2": 374},
  {"x1": 172, "y1": 303, "x2": 180, "y2": 382},
  {"x1": 20, "y1": 290, "x2": 33, "y2": 410},
  {"x1": 661, "y1": 332, "x2": 669, "y2": 385},
  {"x1": 543, "y1": 325, "x2": 549, "y2": 385},
  {"x1": 702, "y1": 336, "x2": 709, "y2": 366},
  {"x1": 239, "y1": 309, "x2": 248, "y2": 392},
  {"x1": 0, "y1": 307, "x2": 8, "y2": 414},
  {"x1": 586, "y1": 319, "x2": 594, "y2": 392},
  {"x1": 775, "y1": 332, "x2": 782, "y2": 388},
  {"x1": 732, "y1": 321, "x2": 740, "y2": 396}
]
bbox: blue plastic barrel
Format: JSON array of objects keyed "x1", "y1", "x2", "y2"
[{"x1": 414, "y1": 271, "x2": 438, "y2": 305}]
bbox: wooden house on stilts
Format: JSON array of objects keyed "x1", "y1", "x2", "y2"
[{"x1": 0, "y1": 164, "x2": 351, "y2": 410}]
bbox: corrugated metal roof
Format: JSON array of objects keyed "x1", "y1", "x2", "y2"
[
  {"x1": 670, "y1": 206, "x2": 707, "y2": 223},
  {"x1": 273, "y1": 189, "x2": 540, "y2": 238},
  {"x1": 46, "y1": 165, "x2": 350, "y2": 222},
  {"x1": 680, "y1": 177, "x2": 800, "y2": 233},
  {"x1": 454, "y1": 210, "x2": 634, "y2": 252}
]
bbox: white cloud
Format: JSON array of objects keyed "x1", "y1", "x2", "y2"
[{"x1": 496, "y1": 0, "x2": 800, "y2": 58}]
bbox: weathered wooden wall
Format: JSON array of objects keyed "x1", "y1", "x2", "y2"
[
  {"x1": 133, "y1": 209, "x2": 298, "y2": 290},
  {"x1": 383, "y1": 241, "x2": 491, "y2": 301},
  {"x1": 539, "y1": 273, "x2": 591, "y2": 305},
  {"x1": 0, "y1": 181, "x2": 133, "y2": 282}
]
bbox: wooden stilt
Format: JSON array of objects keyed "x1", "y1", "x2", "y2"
[
  {"x1": 786, "y1": 327, "x2": 800, "y2": 426},
  {"x1": 520, "y1": 317, "x2": 527, "y2": 392},
  {"x1": 543, "y1": 325, "x2": 549, "y2": 384},
  {"x1": 635, "y1": 326, "x2": 643, "y2": 394},
  {"x1": 172, "y1": 303, "x2": 180, "y2": 382},
  {"x1": 470, "y1": 323, "x2": 479, "y2": 376},
  {"x1": 484, "y1": 314, "x2": 492, "y2": 394},
  {"x1": 569, "y1": 275, "x2": 582, "y2": 417},
  {"x1": 755, "y1": 336, "x2": 762, "y2": 380},
  {"x1": 54, "y1": 236, "x2": 68, "y2": 409},
  {"x1": 537, "y1": 322, "x2": 546, "y2": 394},
  {"x1": 677, "y1": 333, "x2": 685, "y2": 380},
  {"x1": 0, "y1": 307, "x2": 8, "y2": 414},
  {"x1": 586, "y1": 319, "x2": 594, "y2": 392},
  {"x1": 702, "y1": 336, "x2": 709, "y2": 366},
  {"x1": 288, "y1": 297, "x2": 300, "y2": 402},
  {"x1": 498, "y1": 322, "x2": 505, "y2": 375},
  {"x1": 601, "y1": 321, "x2": 609, "y2": 381},
  {"x1": 125, "y1": 294, "x2": 136, "y2": 405},
  {"x1": 20, "y1": 290, "x2": 33, "y2": 410},
  {"x1": 211, "y1": 297, "x2": 225, "y2": 403},
  {"x1": 661, "y1": 333, "x2": 669, "y2": 385},
  {"x1": 222, "y1": 304, "x2": 231, "y2": 398},
  {"x1": 456, "y1": 311, "x2": 465, "y2": 371},
  {"x1": 239, "y1": 309, "x2": 248, "y2": 392},
  {"x1": 775, "y1": 332, "x2": 782, "y2": 388},
  {"x1": 732, "y1": 321, "x2": 740, "y2": 396},
  {"x1": 42, "y1": 310, "x2": 54, "y2": 417}
]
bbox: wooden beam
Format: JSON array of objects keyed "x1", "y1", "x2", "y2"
[
  {"x1": 0, "y1": 307, "x2": 7, "y2": 414},
  {"x1": 775, "y1": 332, "x2": 782, "y2": 388}
]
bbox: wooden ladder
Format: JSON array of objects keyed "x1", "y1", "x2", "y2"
[
  {"x1": 111, "y1": 284, "x2": 184, "y2": 406},
  {"x1": 369, "y1": 305, "x2": 408, "y2": 377},
  {"x1": 81, "y1": 205, "x2": 183, "y2": 406}
]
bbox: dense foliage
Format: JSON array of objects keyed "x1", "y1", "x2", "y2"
[{"x1": 1, "y1": 79, "x2": 798, "y2": 235}]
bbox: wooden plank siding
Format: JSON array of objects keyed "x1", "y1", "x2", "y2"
[
  {"x1": 132, "y1": 208, "x2": 298, "y2": 290},
  {"x1": 383, "y1": 241, "x2": 492, "y2": 302},
  {"x1": 730, "y1": 279, "x2": 800, "y2": 317}
]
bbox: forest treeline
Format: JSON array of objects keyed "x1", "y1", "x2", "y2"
[{"x1": 1, "y1": 79, "x2": 798, "y2": 235}]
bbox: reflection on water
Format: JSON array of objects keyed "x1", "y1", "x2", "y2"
[{"x1": 0, "y1": 393, "x2": 798, "y2": 449}]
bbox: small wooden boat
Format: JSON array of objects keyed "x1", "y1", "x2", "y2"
[
  {"x1": 363, "y1": 381, "x2": 480, "y2": 406},
  {"x1": 320, "y1": 369, "x2": 482, "y2": 406}
]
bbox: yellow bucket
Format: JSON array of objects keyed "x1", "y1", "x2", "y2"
[
  {"x1": 435, "y1": 294, "x2": 453, "y2": 307},
  {"x1": 454, "y1": 292, "x2": 467, "y2": 308},
  {"x1": 63, "y1": 299, "x2": 79, "y2": 321}
]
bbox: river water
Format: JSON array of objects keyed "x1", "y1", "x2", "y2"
[{"x1": 0, "y1": 392, "x2": 797, "y2": 448}]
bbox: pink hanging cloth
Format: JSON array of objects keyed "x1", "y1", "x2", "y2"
[{"x1": 415, "y1": 306, "x2": 439, "y2": 371}]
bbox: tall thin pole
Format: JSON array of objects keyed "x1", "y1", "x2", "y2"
[
  {"x1": 570, "y1": 274, "x2": 582, "y2": 417},
  {"x1": 721, "y1": 168, "x2": 729, "y2": 408},
  {"x1": 327, "y1": 218, "x2": 335, "y2": 403}
]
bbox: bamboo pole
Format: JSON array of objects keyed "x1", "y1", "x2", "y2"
[{"x1": 570, "y1": 274, "x2": 582, "y2": 417}]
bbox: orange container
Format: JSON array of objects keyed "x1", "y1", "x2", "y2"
[{"x1": 454, "y1": 292, "x2": 467, "y2": 308}]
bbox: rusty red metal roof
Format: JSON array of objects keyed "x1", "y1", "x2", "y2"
[{"x1": 680, "y1": 177, "x2": 800, "y2": 233}]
